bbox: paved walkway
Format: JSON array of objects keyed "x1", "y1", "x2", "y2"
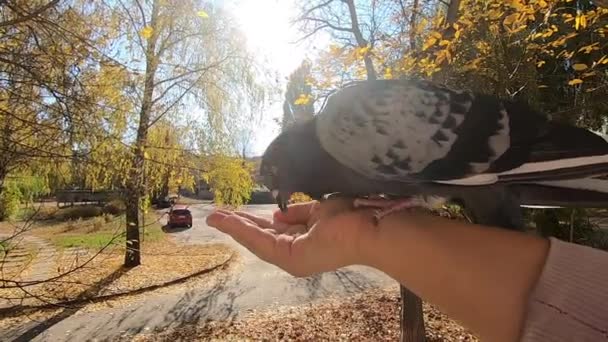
[{"x1": 1, "y1": 204, "x2": 397, "y2": 342}]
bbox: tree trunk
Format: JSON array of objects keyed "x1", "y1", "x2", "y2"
[
  {"x1": 444, "y1": 0, "x2": 461, "y2": 39},
  {"x1": 124, "y1": 0, "x2": 160, "y2": 268},
  {"x1": 400, "y1": 285, "x2": 426, "y2": 342},
  {"x1": 344, "y1": 0, "x2": 376, "y2": 80},
  {"x1": 408, "y1": 0, "x2": 419, "y2": 52},
  {"x1": 569, "y1": 209, "x2": 575, "y2": 242}
]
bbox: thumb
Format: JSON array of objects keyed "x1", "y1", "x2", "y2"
[{"x1": 273, "y1": 201, "x2": 318, "y2": 225}]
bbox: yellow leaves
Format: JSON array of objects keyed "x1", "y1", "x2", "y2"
[
  {"x1": 582, "y1": 71, "x2": 596, "y2": 78},
  {"x1": 434, "y1": 48, "x2": 452, "y2": 66},
  {"x1": 355, "y1": 45, "x2": 371, "y2": 59},
  {"x1": 421, "y1": 32, "x2": 443, "y2": 51},
  {"x1": 422, "y1": 37, "x2": 438, "y2": 51},
  {"x1": 196, "y1": 10, "x2": 209, "y2": 18},
  {"x1": 329, "y1": 44, "x2": 343, "y2": 57},
  {"x1": 579, "y1": 42, "x2": 599, "y2": 54},
  {"x1": 503, "y1": 13, "x2": 520, "y2": 26},
  {"x1": 140, "y1": 26, "x2": 154, "y2": 39},
  {"x1": 293, "y1": 94, "x2": 313, "y2": 106},
  {"x1": 596, "y1": 55, "x2": 608, "y2": 65},
  {"x1": 488, "y1": 9, "x2": 504, "y2": 21},
  {"x1": 536, "y1": 60, "x2": 546, "y2": 67},
  {"x1": 572, "y1": 63, "x2": 588, "y2": 71},
  {"x1": 206, "y1": 155, "x2": 254, "y2": 207},
  {"x1": 458, "y1": 17, "x2": 474, "y2": 28},
  {"x1": 509, "y1": 0, "x2": 525, "y2": 11},
  {"x1": 476, "y1": 41, "x2": 491, "y2": 54},
  {"x1": 463, "y1": 57, "x2": 483, "y2": 71},
  {"x1": 383, "y1": 67, "x2": 393, "y2": 80},
  {"x1": 568, "y1": 79, "x2": 583, "y2": 86},
  {"x1": 575, "y1": 10, "x2": 587, "y2": 31},
  {"x1": 415, "y1": 18, "x2": 429, "y2": 33}
]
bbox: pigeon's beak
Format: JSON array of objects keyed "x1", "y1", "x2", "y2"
[{"x1": 271, "y1": 189, "x2": 288, "y2": 213}]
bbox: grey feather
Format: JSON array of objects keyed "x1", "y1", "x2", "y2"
[{"x1": 315, "y1": 80, "x2": 485, "y2": 181}]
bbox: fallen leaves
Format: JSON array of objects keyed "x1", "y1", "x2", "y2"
[
  {"x1": 126, "y1": 287, "x2": 479, "y2": 341},
  {"x1": 0, "y1": 241, "x2": 233, "y2": 311}
]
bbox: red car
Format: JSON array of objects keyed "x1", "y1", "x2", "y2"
[{"x1": 168, "y1": 206, "x2": 192, "y2": 228}]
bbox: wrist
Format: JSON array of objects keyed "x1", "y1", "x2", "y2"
[{"x1": 349, "y1": 209, "x2": 416, "y2": 268}]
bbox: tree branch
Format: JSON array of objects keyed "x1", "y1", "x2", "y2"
[{"x1": 0, "y1": 0, "x2": 60, "y2": 28}]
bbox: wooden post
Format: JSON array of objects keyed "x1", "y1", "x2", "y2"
[
  {"x1": 569, "y1": 209, "x2": 575, "y2": 242},
  {"x1": 400, "y1": 285, "x2": 426, "y2": 342}
]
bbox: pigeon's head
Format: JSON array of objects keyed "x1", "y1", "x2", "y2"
[
  {"x1": 260, "y1": 135, "x2": 288, "y2": 212},
  {"x1": 260, "y1": 119, "x2": 324, "y2": 213}
]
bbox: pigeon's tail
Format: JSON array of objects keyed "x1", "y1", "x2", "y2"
[
  {"x1": 514, "y1": 177, "x2": 608, "y2": 208},
  {"x1": 495, "y1": 117, "x2": 608, "y2": 182}
]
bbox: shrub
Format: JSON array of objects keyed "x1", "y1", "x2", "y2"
[
  {"x1": 18, "y1": 206, "x2": 58, "y2": 221},
  {"x1": 63, "y1": 218, "x2": 81, "y2": 232},
  {"x1": 103, "y1": 199, "x2": 126, "y2": 216},
  {"x1": 56, "y1": 205, "x2": 103, "y2": 221},
  {"x1": 289, "y1": 192, "x2": 312, "y2": 203},
  {"x1": 206, "y1": 156, "x2": 254, "y2": 208},
  {"x1": 0, "y1": 183, "x2": 22, "y2": 221},
  {"x1": 87, "y1": 216, "x2": 105, "y2": 233}
]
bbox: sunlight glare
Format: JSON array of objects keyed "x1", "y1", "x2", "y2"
[{"x1": 232, "y1": 0, "x2": 305, "y2": 76}]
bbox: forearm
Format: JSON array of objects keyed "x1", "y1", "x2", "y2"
[{"x1": 360, "y1": 212, "x2": 550, "y2": 342}]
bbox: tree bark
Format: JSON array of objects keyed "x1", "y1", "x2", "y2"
[
  {"x1": 443, "y1": 0, "x2": 461, "y2": 40},
  {"x1": 344, "y1": 0, "x2": 376, "y2": 80},
  {"x1": 408, "y1": 0, "x2": 419, "y2": 52},
  {"x1": 400, "y1": 285, "x2": 426, "y2": 342},
  {"x1": 124, "y1": 0, "x2": 160, "y2": 268}
]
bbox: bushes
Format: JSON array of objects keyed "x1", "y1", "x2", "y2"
[
  {"x1": 103, "y1": 199, "x2": 126, "y2": 215},
  {"x1": 0, "y1": 183, "x2": 22, "y2": 221},
  {"x1": 205, "y1": 156, "x2": 254, "y2": 208},
  {"x1": 290, "y1": 192, "x2": 312, "y2": 203},
  {"x1": 55, "y1": 205, "x2": 103, "y2": 221}
]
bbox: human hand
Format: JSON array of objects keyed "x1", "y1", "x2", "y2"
[{"x1": 205, "y1": 197, "x2": 375, "y2": 277}]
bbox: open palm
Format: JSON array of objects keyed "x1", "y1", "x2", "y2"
[{"x1": 206, "y1": 198, "x2": 371, "y2": 277}]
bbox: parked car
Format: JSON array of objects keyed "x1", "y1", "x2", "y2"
[{"x1": 167, "y1": 205, "x2": 192, "y2": 228}]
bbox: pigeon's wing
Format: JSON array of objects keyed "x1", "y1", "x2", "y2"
[
  {"x1": 458, "y1": 186, "x2": 525, "y2": 231},
  {"x1": 315, "y1": 79, "x2": 608, "y2": 185},
  {"x1": 315, "y1": 79, "x2": 514, "y2": 183}
]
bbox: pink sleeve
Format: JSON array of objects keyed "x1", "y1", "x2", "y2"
[{"x1": 519, "y1": 237, "x2": 608, "y2": 341}]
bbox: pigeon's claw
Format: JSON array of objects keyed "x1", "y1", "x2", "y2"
[{"x1": 353, "y1": 197, "x2": 418, "y2": 225}]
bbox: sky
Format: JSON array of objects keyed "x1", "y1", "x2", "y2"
[{"x1": 228, "y1": 0, "x2": 330, "y2": 156}]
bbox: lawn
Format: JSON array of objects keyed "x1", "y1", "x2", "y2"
[
  {"x1": 28, "y1": 210, "x2": 167, "y2": 250},
  {"x1": 51, "y1": 225, "x2": 164, "y2": 249}
]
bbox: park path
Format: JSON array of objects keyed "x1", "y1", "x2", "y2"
[{"x1": 1, "y1": 204, "x2": 396, "y2": 342}]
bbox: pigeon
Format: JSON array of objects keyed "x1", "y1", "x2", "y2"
[{"x1": 260, "y1": 78, "x2": 608, "y2": 229}]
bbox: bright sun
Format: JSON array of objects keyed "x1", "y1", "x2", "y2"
[
  {"x1": 231, "y1": 0, "x2": 306, "y2": 76},
  {"x1": 229, "y1": 0, "x2": 330, "y2": 156}
]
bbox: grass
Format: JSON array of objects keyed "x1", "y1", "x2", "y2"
[
  {"x1": 32, "y1": 211, "x2": 166, "y2": 250},
  {"x1": 0, "y1": 240, "x2": 7, "y2": 257},
  {"x1": 52, "y1": 226, "x2": 164, "y2": 249},
  {"x1": 174, "y1": 196, "x2": 208, "y2": 205}
]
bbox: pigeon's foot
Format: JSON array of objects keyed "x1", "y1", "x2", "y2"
[{"x1": 353, "y1": 197, "x2": 417, "y2": 225}]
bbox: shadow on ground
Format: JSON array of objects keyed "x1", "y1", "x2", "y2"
[
  {"x1": 161, "y1": 224, "x2": 191, "y2": 234},
  {"x1": 1, "y1": 269, "x2": 242, "y2": 342},
  {"x1": 8, "y1": 266, "x2": 128, "y2": 342}
]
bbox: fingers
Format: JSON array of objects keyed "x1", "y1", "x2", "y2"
[
  {"x1": 273, "y1": 201, "x2": 319, "y2": 225},
  {"x1": 206, "y1": 211, "x2": 281, "y2": 264},
  {"x1": 234, "y1": 211, "x2": 272, "y2": 228}
]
